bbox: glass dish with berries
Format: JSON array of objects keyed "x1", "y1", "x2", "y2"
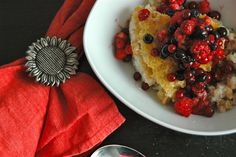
[{"x1": 84, "y1": 0, "x2": 236, "y2": 135}]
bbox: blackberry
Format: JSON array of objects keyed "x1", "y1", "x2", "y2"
[
  {"x1": 208, "y1": 11, "x2": 221, "y2": 20},
  {"x1": 143, "y1": 34, "x2": 154, "y2": 44},
  {"x1": 217, "y1": 27, "x2": 228, "y2": 37},
  {"x1": 160, "y1": 45, "x2": 170, "y2": 59},
  {"x1": 190, "y1": 9, "x2": 200, "y2": 18}
]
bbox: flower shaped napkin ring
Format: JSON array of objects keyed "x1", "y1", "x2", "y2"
[{"x1": 25, "y1": 36, "x2": 78, "y2": 86}]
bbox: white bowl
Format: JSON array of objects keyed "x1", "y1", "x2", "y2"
[{"x1": 84, "y1": 0, "x2": 236, "y2": 136}]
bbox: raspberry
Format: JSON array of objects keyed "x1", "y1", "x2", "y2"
[
  {"x1": 214, "y1": 48, "x2": 225, "y2": 60},
  {"x1": 180, "y1": 20, "x2": 196, "y2": 35},
  {"x1": 138, "y1": 9, "x2": 150, "y2": 21},
  {"x1": 174, "y1": 28, "x2": 186, "y2": 46},
  {"x1": 191, "y1": 40, "x2": 212, "y2": 64},
  {"x1": 156, "y1": 3, "x2": 170, "y2": 14},
  {"x1": 125, "y1": 44, "x2": 133, "y2": 55},
  {"x1": 115, "y1": 32, "x2": 128, "y2": 40},
  {"x1": 192, "y1": 82, "x2": 206, "y2": 94},
  {"x1": 191, "y1": 62, "x2": 200, "y2": 69},
  {"x1": 115, "y1": 49, "x2": 126, "y2": 60},
  {"x1": 176, "y1": 0, "x2": 185, "y2": 5},
  {"x1": 115, "y1": 38, "x2": 126, "y2": 49},
  {"x1": 157, "y1": 29, "x2": 168, "y2": 42},
  {"x1": 169, "y1": 0, "x2": 176, "y2": 4},
  {"x1": 174, "y1": 97, "x2": 193, "y2": 117},
  {"x1": 170, "y1": 3, "x2": 181, "y2": 10},
  {"x1": 192, "y1": 99, "x2": 208, "y2": 115},
  {"x1": 199, "y1": 0, "x2": 210, "y2": 14},
  {"x1": 182, "y1": 9, "x2": 191, "y2": 19},
  {"x1": 170, "y1": 11, "x2": 183, "y2": 25}
]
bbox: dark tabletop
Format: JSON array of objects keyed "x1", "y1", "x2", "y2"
[{"x1": 0, "y1": 1, "x2": 236, "y2": 157}]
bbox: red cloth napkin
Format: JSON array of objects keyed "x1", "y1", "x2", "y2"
[{"x1": 0, "y1": 0, "x2": 125, "y2": 156}]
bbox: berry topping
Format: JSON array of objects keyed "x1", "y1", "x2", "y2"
[
  {"x1": 208, "y1": 34, "x2": 215, "y2": 44},
  {"x1": 205, "y1": 25, "x2": 213, "y2": 32},
  {"x1": 133, "y1": 72, "x2": 142, "y2": 81},
  {"x1": 184, "y1": 70, "x2": 194, "y2": 79},
  {"x1": 190, "y1": 9, "x2": 200, "y2": 18},
  {"x1": 138, "y1": 9, "x2": 150, "y2": 21},
  {"x1": 214, "y1": 48, "x2": 225, "y2": 60},
  {"x1": 170, "y1": 11, "x2": 183, "y2": 25},
  {"x1": 176, "y1": 70, "x2": 185, "y2": 81},
  {"x1": 180, "y1": 19, "x2": 196, "y2": 35},
  {"x1": 167, "y1": 73, "x2": 177, "y2": 81},
  {"x1": 174, "y1": 97, "x2": 193, "y2": 117},
  {"x1": 199, "y1": 0, "x2": 210, "y2": 14},
  {"x1": 166, "y1": 9, "x2": 175, "y2": 17},
  {"x1": 168, "y1": 25, "x2": 178, "y2": 35},
  {"x1": 211, "y1": 30, "x2": 220, "y2": 39},
  {"x1": 157, "y1": 29, "x2": 168, "y2": 42},
  {"x1": 143, "y1": 34, "x2": 154, "y2": 44},
  {"x1": 191, "y1": 40, "x2": 212, "y2": 64},
  {"x1": 174, "y1": 28, "x2": 186, "y2": 46},
  {"x1": 115, "y1": 49, "x2": 126, "y2": 60},
  {"x1": 123, "y1": 55, "x2": 132, "y2": 62},
  {"x1": 115, "y1": 32, "x2": 128, "y2": 40},
  {"x1": 115, "y1": 38, "x2": 126, "y2": 49},
  {"x1": 182, "y1": 9, "x2": 191, "y2": 19},
  {"x1": 160, "y1": 45, "x2": 170, "y2": 59},
  {"x1": 176, "y1": 89, "x2": 185, "y2": 99},
  {"x1": 151, "y1": 48, "x2": 160, "y2": 56},
  {"x1": 125, "y1": 44, "x2": 133, "y2": 55},
  {"x1": 208, "y1": 11, "x2": 221, "y2": 20},
  {"x1": 187, "y1": 1, "x2": 199, "y2": 10},
  {"x1": 141, "y1": 82, "x2": 150, "y2": 91},
  {"x1": 168, "y1": 44, "x2": 177, "y2": 53},
  {"x1": 217, "y1": 27, "x2": 228, "y2": 37}
]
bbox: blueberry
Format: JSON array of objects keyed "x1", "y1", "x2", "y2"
[
  {"x1": 209, "y1": 43, "x2": 217, "y2": 51},
  {"x1": 211, "y1": 31, "x2": 220, "y2": 39},
  {"x1": 166, "y1": 10, "x2": 175, "y2": 17},
  {"x1": 199, "y1": 30, "x2": 208, "y2": 39},
  {"x1": 190, "y1": 9, "x2": 200, "y2": 18},
  {"x1": 196, "y1": 74, "x2": 207, "y2": 82},
  {"x1": 160, "y1": 45, "x2": 170, "y2": 59},
  {"x1": 205, "y1": 25, "x2": 214, "y2": 32},
  {"x1": 208, "y1": 11, "x2": 221, "y2": 20},
  {"x1": 168, "y1": 25, "x2": 178, "y2": 35},
  {"x1": 191, "y1": 27, "x2": 208, "y2": 39},
  {"x1": 178, "y1": 63, "x2": 186, "y2": 70},
  {"x1": 217, "y1": 27, "x2": 228, "y2": 37},
  {"x1": 169, "y1": 37, "x2": 178, "y2": 45},
  {"x1": 123, "y1": 55, "x2": 132, "y2": 62},
  {"x1": 143, "y1": 34, "x2": 154, "y2": 44},
  {"x1": 176, "y1": 70, "x2": 185, "y2": 81},
  {"x1": 188, "y1": 1, "x2": 199, "y2": 10},
  {"x1": 182, "y1": 55, "x2": 194, "y2": 63},
  {"x1": 173, "y1": 49, "x2": 186, "y2": 60}
]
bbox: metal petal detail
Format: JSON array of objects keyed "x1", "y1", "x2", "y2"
[{"x1": 25, "y1": 36, "x2": 78, "y2": 86}]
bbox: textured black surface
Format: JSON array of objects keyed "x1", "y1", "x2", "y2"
[{"x1": 0, "y1": 1, "x2": 236, "y2": 157}]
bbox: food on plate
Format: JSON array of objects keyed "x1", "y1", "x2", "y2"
[{"x1": 113, "y1": 0, "x2": 236, "y2": 117}]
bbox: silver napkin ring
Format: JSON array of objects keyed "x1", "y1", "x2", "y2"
[{"x1": 25, "y1": 36, "x2": 79, "y2": 86}]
